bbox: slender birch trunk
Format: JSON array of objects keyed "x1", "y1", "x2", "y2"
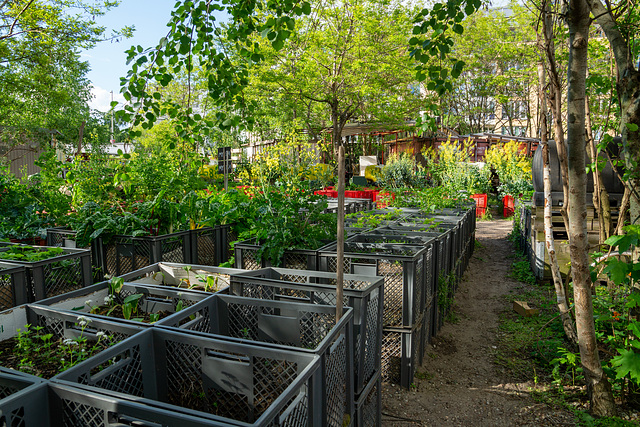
[{"x1": 566, "y1": 0, "x2": 616, "y2": 415}]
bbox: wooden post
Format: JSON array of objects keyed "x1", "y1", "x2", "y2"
[{"x1": 336, "y1": 145, "x2": 345, "y2": 321}]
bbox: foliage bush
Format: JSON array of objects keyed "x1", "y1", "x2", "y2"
[
  {"x1": 424, "y1": 138, "x2": 492, "y2": 195},
  {"x1": 484, "y1": 141, "x2": 533, "y2": 199},
  {"x1": 589, "y1": 225, "x2": 640, "y2": 403},
  {"x1": 379, "y1": 151, "x2": 424, "y2": 188}
]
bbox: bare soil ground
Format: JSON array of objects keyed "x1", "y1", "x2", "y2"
[{"x1": 381, "y1": 218, "x2": 576, "y2": 426}]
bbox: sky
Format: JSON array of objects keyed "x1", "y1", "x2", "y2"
[{"x1": 82, "y1": 1, "x2": 178, "y2": 112}]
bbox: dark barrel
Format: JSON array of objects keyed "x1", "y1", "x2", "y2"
[{"x1": 532, "y1": 139, "x2": 625, "y2": 195}]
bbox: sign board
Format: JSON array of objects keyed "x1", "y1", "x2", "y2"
[{"x1": 359, "y1": 155, "x2": 378, "y2": 176}]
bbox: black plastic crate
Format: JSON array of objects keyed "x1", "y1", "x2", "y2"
[
  {"x1": 0, "y1": 304, "x2": 145, "y2": 379},
  {"x1": 117, "y1": 262, "x2": 246, "y2": 294},
  {"x1": 234, "y1": 238, "x2": 322, "y2": 270},
  {"x1": 0, "y1": 245, "x2": 91, "y2": 302},
  {"x1": 319, "y1": 237, "x2": 428, "y2": 329},
  {"x1": 229, "y1": 267, "x2": 383, "y2": 396},
  {"x1": 220, "y1": 223, "x2": 237, "y2": 265},
  {"x1": 46, "y1": 227, "x2": 105, "y2": 283},
  {"x1": 0, "y1": 261, "x2": 27, "y2": 310},
  {"x1": 381, "y1": 317, "x2": 423, "y2": 388},
  {"x1": 2, "y1": 381, "x2": 254, "y2": 426},
  {"x1": 36, "y1": 280, "x2": 211, "y2": 327},
  {"x1": 55, "y1": 328, "x2": 323, "y2": 426},
  {"x1": 158, "y1": 294, "x2": 355, "y2": 426},
  {"x1": 354, "y1": 371, "x2": 381, "y2": 427},
  {"x1": 95, "y1": 230, "x2": 192, "y2": 277}
]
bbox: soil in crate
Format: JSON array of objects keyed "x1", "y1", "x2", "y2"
[
  {"x1": 87, "y1": 305, "x2": 173, "y2": 324},
  {"x1": 0, "y1": 324, "x2": 110, "y2": 379},
  {"x1": 169, "y1": 383, "x2": 252, "y2": 421}
]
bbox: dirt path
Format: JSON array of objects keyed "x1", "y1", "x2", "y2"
[{"x1": 381, "y1": 219, "x2": 575, "y2": 426}]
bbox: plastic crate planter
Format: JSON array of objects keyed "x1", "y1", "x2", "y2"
[
  {"x1": 319, "y1": 237, "x2": 428, "y2": 329},
  {"x1": 55, "y1": 328, "x2": 323, "y2": 426},
  {"x1": 118, "y1": 262, "x2": 246, "y2": 294},
  {"x1": 0, "y1": 262, "x2": 27, "y2": 310},
  {"x1": 0, "y1": 368, "x2": 45, "y2": 426},
  {"x1": 0, "y1": 304, "x2": 144, "y2": 379},
  {"x1": 190, "y1": 224, "x2": 237, "y2": 266},
  {"x1": 381, "y1": 317, "x2": 425, "y2": 388},
  {"x1": 354, "y1": 371, "x2": 381, "y2": 427},
  {"x1": 229, "y1": 267, "x2": 383, "y2": 396},
  {"x1": 234, "y1": 238, "x2": 324, "y2": 271},
  {"x1": 95, "y1": 230, "x2": 192, "y2": 277},
  {"x1": 0, "y1": 245, "x2": 91, "y2": 302},
  {"x1": 46, "y1": 227, "x2": 104, "y2": 282},
  {"x1": 157, "y1": 294, "x2": 355, "y2": 427},
  {"x1": 36, "y1": 280, "x2": 210, "y2": 326},
  {"x1": 2, "y1": 382, "x2": 240, "y2": 427}
]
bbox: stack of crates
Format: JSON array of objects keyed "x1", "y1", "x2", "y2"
[
  {"x1": 318, "y1": 234, "x2": 430, "y2": 389},
  {"x1": 228, "y1": 267, "x2": 384, "y2": 426}
]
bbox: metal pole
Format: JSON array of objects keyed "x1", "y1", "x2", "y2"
[{"x1": 336, "y1": 145, "x2": 345, "y2": 321}]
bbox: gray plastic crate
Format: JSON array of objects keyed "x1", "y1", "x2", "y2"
[
  {"x1": 229, "y1": 267, "x2": 383, "y2": 396},
  {"x1": 55, "y1": 328, "x2": 323, "y2": 426},
  {"x1": 0, "y1": 368, "x2": 45, "y2": 426},
  {"x1": 2, "y1": 381, "x2": 254, "y2": 427},
  {"x1": 0, "y1": 261, "x2": 27, "y2": 310},
  {"x1": 354, "y1": 371, "x2": 381, "y2": 427},
  {"x1": 234, "y1": 238, "x2": 322, "y2": 271},
  {"x1": 319, "y1": 237, "x2": 428, "y2": 329},
  {"x1": 0, "y1": 304, "x2": 145, "y2": 379},
  {"x1": 0, "y1": 245, "x2": 91, "y2": 302},
  {"x1": 381, "y1": 316, "x2": 424, "y2": 388},
  {"x1": 95, "y1": 230, "x2": 192, "y2": 277},
  {"x1": 36, "y1": 280, "x2": 210, "y2": 326},
  {"x1": 117, "y1": 262, "x2": 247, "y2": 294},
  {"x1": 158, "y1": 294, "x2": 355, "y2": 427}
]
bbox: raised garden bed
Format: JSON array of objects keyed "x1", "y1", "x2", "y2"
[
  {"x1": 157, "y1": 293, "x2": 355, "y2": 426},
  {"x1": 0, "y1": 367, "x2": 45, "y2": 426},
  {"x1": 0, "y1": 304, "x2": 144, "y2": 379},
  {"x1": 234, "y1": 238, "x2": 326, "y2": 271},
  {"x1": 0, "y1": 262, "x2": 27, "y2": 310},
  {"x1": 319, "y1": 237, "x2": 429, "y2": 329},
  {"x1": 2, "y1": 381, "x2": 241, "y2": 426},
  {"x1": 381, "y1": 315, "x2": 426, "y2": 388},
  {"x1": 55, "y1": 328, "x2": 323, "y2": 426},
  {"x1": 46, "y1": 227, "x2": 104, "y2": 282},
  {"x1": 229, "y1": 267, "x2": 384, "y2": 396},
  {"x1": 354, "y1": 371, "x2": 381, "y2": 427},
  {"x1": 36, "y1": 278, "x2": 210, "y2": 326},
  {"x1": 118, "y1": 262, "x2": 246, "y2": 294},
  {"x1": 94, "y1": 230, "x2": 193, "y2": 277},
  {"x1": 0, "y1": 245, "x2": 91, "y2": 302}
]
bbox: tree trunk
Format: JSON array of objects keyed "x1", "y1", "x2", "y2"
[
  {"x1": 540, "y1": 0, "x2": 570, "y2": 231},
  {"x1": 543, "y1": 140, "x2": 578, "y2": 343},
  {"x1": 336, "y1": 145, "x2": 345, "y2": 321},
  {"x1": 587, "y1": 0, "x2": 640, "y2": 226},
  {"x1": 537, "y1": 48, "x2": 577, "y2": 342},
  {"x1": 566, "y1": 0, "x2": 617, "y2": 415},
  {"x1": 585, "y1": 99, "x2": 612, "y2": 241}
]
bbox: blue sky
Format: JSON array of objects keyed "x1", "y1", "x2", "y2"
[{"x1": 82, "y1": 1, "x2": 178, "y2": 111}]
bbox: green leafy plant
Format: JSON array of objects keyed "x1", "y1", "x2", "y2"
[
  {"x1": 3, "y1": 319, "x2": 112, "y2": 378},
  {"x1": 0, "y1": 245, "x2": 65, "y2": 262}
]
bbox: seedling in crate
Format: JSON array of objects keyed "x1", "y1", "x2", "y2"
[
  {"x1": 0, "y1": 317, "x2": 112, "y2": 378},
  {"x1": 76, "y1": 277, "x2": 147, "y2": 322}
]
